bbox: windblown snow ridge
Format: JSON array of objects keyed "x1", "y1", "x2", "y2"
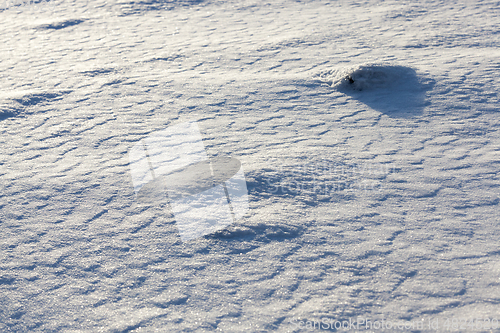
[
  {"x1": 0, "y1": 90, "x2": 71, "y2": 120},
  {"x1": 116, "y1": 0, "x2": 206, "y2": 15},
  {"x1": 36, "y1": 19, "x2": 85, "y2": 30},
  {"x1": 7, "y1": 91, "x2": 69, "y2": 106}
]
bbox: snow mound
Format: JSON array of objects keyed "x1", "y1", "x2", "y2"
[
  {"x1": 319, "y1": 64, "x2": 434, "y2": 117},
  {"x1": 320, "y1": 64, "x2": 417, "y2": 91}
]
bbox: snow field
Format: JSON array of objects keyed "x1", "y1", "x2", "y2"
[{"x1": 1, "y1": 0, "x2": 500, "y2": 331}]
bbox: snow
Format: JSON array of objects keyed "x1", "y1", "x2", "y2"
[
  {"x1": 319, "y1": 63, "x2": 434, "y2": 117},
  {"x1": 319, "y1": 64, "x2": 417, "y2": 91},
  {"x1": 1, "y1": 0, "x2": 500, "y2": 331}
]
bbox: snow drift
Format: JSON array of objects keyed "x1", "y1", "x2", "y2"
[
  {"x1": 320, "y1": 63, "x2": 435, "y2": 117},
  {"x1": 319, "y1": 63, "x2": 419, "y2": 91}
]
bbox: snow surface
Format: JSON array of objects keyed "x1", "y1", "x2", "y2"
[{"x1": 1, "y1": 0, "x2": 500, "y2": 332}]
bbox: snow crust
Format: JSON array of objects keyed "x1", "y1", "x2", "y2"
[{"x1": 1, "y1": 0, "x2": 500, "y2": 331}]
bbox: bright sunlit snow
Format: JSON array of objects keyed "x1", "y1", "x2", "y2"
[{"x1": 1, "y1": 0, "x2": 500, "y2": 332}]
